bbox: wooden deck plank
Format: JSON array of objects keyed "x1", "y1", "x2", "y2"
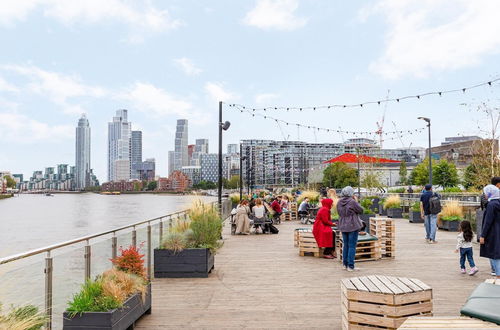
[{"x1": 136, "y1": 218, "x2": 495, "y2": 329}]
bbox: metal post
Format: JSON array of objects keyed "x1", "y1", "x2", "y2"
[
  {"x1": 240, "y1": 143, "x2": 243, "y2": 201},
  {"x1": 218, "y1": 101, "x2": 223, "y2": 215},
  {"x1": 84, "y1": 240, "x2": 91, "y2": 280},
  {"x1": 357, "y1": 148, "x2": 361, "y2": 196},
  {"x1": 111, "y1": 233, "x2": 117, "y2": 261},
  {"x1": 147, "y1": 223, "x2": 152, "y2": 280},
  {"x1": 44, "y1": 251, "x2": 53, "y2": 330},
  {"x1": 159, "y1": 219, "x2": 163, "y2": 244},
  {"x1": 132, "y1": 226, "x2": 137, "y2": 247},
  {"x1": 427, "y1": 121, "x2": 432, "y2": 185},
  {"x1": 168, "y1": 215, "x2": 172, "y2": 229}
]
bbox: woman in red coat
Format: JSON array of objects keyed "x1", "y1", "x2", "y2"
[{"x1": 313, "y1": 198, "x2": 336, "y2": 259}]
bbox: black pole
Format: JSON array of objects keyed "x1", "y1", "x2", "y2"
[
  {"x1": 357, "y1": 147, "x2": 361, "y2": 196},
  {"x1": 239, "y1": 143, "x2": 243, "y2": 201},
  {"x1": 428, "y1": 121, "x2": 432, "y2": 185},
  {"x1": 218, "y1": 101, "x2": 223, "y2": 212}
]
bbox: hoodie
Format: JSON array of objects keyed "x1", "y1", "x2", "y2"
[
  {"x1": 337, "y1": 196, "x2": 364, "y2": 233},
  {"x1": 312, "y1": 198, "x2": 335, "y2": 247}
]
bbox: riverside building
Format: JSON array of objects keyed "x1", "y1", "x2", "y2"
[
  {"x1": 75, "y1": 114, "x2": 91, "y2": 189},
  {"x1": 108, "y1": 110, "x2": 132, "y2": 181}
]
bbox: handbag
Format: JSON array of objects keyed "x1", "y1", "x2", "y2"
[{"x1": 269, "y1": 224, "x2": 279, "y2": 234}]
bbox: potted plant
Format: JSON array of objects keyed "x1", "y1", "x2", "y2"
[
  {"x1": 360, "y1": 198, "x2": 375, "y2": 229},
  {"x1": 438, "y1": 200, "x2": 463, "y2": 231},
  {"x1": 64, "y1": 246, "x2": 150, "y2": 329},
  {"x1": 229, "y1": 193, "x2": 240, "y2": 208},
  {"x1": 384, "y1": 195, "x2": 402, "y2": 218},
  {"x1": 409, "y1": 201, "x2": 423, "y2": 223},
  {"x1": 0, "y1": 304, "x2": 46, "y2": 329},
  {"x1": 154, "y1": 200, "x2": 222, "y2": 278},
  {"x1": 365, "y1": 196, "x2": 380, "y2": 214}
]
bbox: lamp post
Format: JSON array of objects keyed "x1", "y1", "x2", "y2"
[
  {"x1": 239, "y1": 144, "x2": 247, "y2": 201},
  {"x1": 418, "y1": 117, "x2": 432, "y2": 185},
  {"x1": 356, "y1": 147, "x2": 361, "y2": 197},
  {"x1": 218, "y1": 101, "x2": 231, "y2": 212}
]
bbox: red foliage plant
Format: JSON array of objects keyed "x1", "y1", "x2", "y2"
[{"x1": 111, "y1": 244, "x2": 146, "y2": 279}]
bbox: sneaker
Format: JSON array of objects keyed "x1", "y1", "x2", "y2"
[
  {"x1": 323, "y1": 255, "x2": 334, "y2": 259},
  {"x1": 342, "y1": 265, "x2": 347, "y2": 270},
  {"x1": 469, "y1": 267, "x2": 479, "y2": 276},
  {"x1": 429, "y1": 240, "x2": 438, "y2": 244},
  {"x1": 425, "y1": 238, "x2": 430, "y2": 243},
  {"x1": 347, "y1": 268, "x2": 354, "y2": 272},
  {"x1": 460, "y1": 268, "x2": 466, "y2": 274},
  {"x1": 491, "y1": 271, "x2": 497, "y2": 276}
]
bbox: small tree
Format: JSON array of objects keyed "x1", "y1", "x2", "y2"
[
  {"x1": 433, "y1": 159, "x2": 459, "y2": 188},
  {"x1": 147, "y1": 181, "x2": 157, "y2": 191},
  {"x1": 398, "y1": 160, "x2": 408, "y2": 185},
  {"x1": 3, "y1": 175, "x2": 16, "y2": 188},
  {"x1": 362, "y1": 171, "x2": 383, "y2": 192},
  {"x1": 322, "y1": 162, "x2": 358, "y2": 188},
  {"x1": 410, "y1": 158, "x2": 436, "y2": 186},
  {"x1": 224, "y1": 175, "x2": 240, "y2": 189}
]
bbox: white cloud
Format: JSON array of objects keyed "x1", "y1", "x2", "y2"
[
  {"x1": 255, "y1": 93, "x2": 279, "y2": 104},
  {"x1": 0, "y1": 77, "x2": 19, "y2": 92},
  {"x1": 2, "y1": 64, "x2": 106, "y2": 114},
  {"x1": 0, "y1": 0, "x2": 182, "y2": 33},
  {"x1": 0, "y1": 112, "x2": 72, "y2": 143},
  {"x1": 243, "y1": 0, "x2": 307, "y2": 31},
  {"x1": 363, "y1": 0, "x2": 500, "y2": 79},
  {"x1": 173, "y1": 58, "x2": 202, "y2": 76},
  {"x1": 204, "y1": 82, "x2": 237, "y2": 103}
]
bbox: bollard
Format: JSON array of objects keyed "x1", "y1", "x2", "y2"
[{"x1": 84, "y1": 241, "x2": 91, "y2": 280}]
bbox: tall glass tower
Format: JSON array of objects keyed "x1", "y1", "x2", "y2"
[
  {"x1": 75, "y1": 114, "x2": 91, "y2": 189},
  {"x1": 108, "y1": 109, "x2": 131, "y2": 181},
  {"x1": 131, "y1": 130, "x2": 143, "y2": 180},
  {"x1": 174, "y1": 119, "x2": 188, "y2": 172}
]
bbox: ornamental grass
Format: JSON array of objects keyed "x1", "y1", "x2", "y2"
[
  {"x1": 440, "y1": 200, "x2": 463, "y2": 221},
  {"x1": 297, "y1": 190, "x2": 320, "y2": 204},
  {"x1": 0, "y1": 304, "x2": 47, "y2": 330},
  {"x1": 383, "y1": 194, "x2": 401, "y2": 209}
]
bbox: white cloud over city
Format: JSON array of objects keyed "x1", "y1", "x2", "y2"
[
  {"x1": 243, "y1": 0, "x2": 307, "y2": 31},
  {"x1": 173, "y1": 58, "x2": 202, "y2": 76}
]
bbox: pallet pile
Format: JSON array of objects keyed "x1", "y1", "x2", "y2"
[
  {"x1": 294, "y1": 228, "x2": 311, "y2": 247},
  {"x1": 281, "y1": 212, "x2": 293, "y2": 222},
  {"x1": 338, "y1": 234, "x2": 381, "y2": 262},
  {"x1": 341, "y1": 275, "x2": 433, "y2": 330},
  {"x1": 370, "y1": 217, "x2": 396, "y2": 259},
  {"x1": 290, "y1": 202, "x2": 298, "y2": 220},
  {"x1": 298, "y1": 230, "x2": 322, "y2": 257}
]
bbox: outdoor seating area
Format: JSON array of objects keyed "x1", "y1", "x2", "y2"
[
  {"x1": 370, "y1": 217, "x2": 396, "y2": 259},
  {"x1": 338, "y1": 233, "x2": 382, "y2": 262}
]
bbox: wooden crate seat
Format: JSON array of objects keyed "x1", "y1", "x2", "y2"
[
  {"x1": 338, "y1": 233, "x2": 382, "y2": 262},
  {"x1": 298, "y1": 231, "x2": 322, "y2": 257}
]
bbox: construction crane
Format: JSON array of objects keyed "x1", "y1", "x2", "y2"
[
  {"x1": 276, "y1": 120, "x2": 290, "y2": 141},
  {"x1": 375, "y1": 90, "x2": 390, "y2": 148},
  {"x1": 392, "y1": 121, "x2": 405, "y2": 148}
]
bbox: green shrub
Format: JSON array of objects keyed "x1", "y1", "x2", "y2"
[
  {"x1": 443, "y1": 187, "x2": 462, "y2": 193},
  {"x1": 161, "y1": 232, "x2": 187, "y2": 252},
  {"x1": 188, "y1": 201, "x2": 222, "y2": 252},
  {"x1": 1, "y1": 305, "x2": 46, "y2": 330},
  {"x1": 388, "y1": 188, "x2": 405, "y2": 193},
  {"x1": 67, "y1": 279, "x2": 122, "y2": 317},
  {"x1": 411, "y1": 201, "x2": 420, "y2": 212},
  {"x1": 360, "y1": 198, "x2": 373, "y2": 209},
  {"x1": 441, "y1": 215, "x2": 462, "y2": 221}
]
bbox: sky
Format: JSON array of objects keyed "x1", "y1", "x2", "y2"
[{"x1": 1, "y1": 0, "x2": 500, "y2": 181}]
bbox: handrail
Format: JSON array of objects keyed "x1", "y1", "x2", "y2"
[{"x1": 0, "y1": 209, "x2": 189, "y2": 265}]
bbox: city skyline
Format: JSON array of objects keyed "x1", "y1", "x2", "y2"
[{"x1": 1, "y1": 1, "x2": 500, "y2": 179}]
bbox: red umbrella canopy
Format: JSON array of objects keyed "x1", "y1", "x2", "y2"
[{"x1": 323, "y1": 153, "x2": 401, "y2": 164}]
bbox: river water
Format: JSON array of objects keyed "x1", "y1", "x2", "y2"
[{"x1": 0, "y1": 193, "x2": 215, "y2": 328}]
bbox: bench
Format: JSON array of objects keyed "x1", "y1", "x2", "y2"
[
  {"x1": 338, "y1": 233, "x2": 382, "y2": 262},
  {"x1": 298, "y1": 231, "x2": 322, "y2": 257},
  {"x1": 341, "y1": 275, "x2": 433, "y2": 330}
]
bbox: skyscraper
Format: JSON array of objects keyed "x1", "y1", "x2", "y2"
[
  {"x1": 190, "y1": 139, "x2": 209, "y2": 166},
  {"x1": 131, "y1": 130, "x2": 143, "y2": 180},
  {"x1": 168, "y1": 150, "x2": 175, "y2": 176},
  {"x1": 75, "y1": 114, "x2": 91, "y2": 189},
  {"x1": 108, "y1": 109, "x2": 131, "y2": 181},
  {"x1": 174, "y1": 119, "x2": 188, "y2": 172},
  {"x1": 227, "y1": 144, "x2": 238, "y2": 155}
]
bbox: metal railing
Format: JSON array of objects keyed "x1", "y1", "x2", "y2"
[{"x1": 0, "y1": 200, "x2": 232, "y2": 329}]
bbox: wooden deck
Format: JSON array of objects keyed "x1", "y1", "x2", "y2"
[{"x1": 136, "y1": 218, "x2": 493, "y2": 329}]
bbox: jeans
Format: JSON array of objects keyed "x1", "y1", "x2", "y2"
[
  {"x1": 459, "y1": 247, "x2": 475, "y2": 269},
  {"x1": 491, "y1": 259, "x2": 497, "y2": 275},
  {"x1": 492, "y1": 259, "x2": 500, "y2": 277},
  {"x1": 342, "y1": 231, "x2": 359, "y2": 269},
  {"x1": 424, "y1": 214, "x2": 437, "y2": 241}
]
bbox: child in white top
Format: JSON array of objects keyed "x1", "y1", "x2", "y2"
[{"x1": 454, "y1": 220, "x2": 478, "y2": 275}]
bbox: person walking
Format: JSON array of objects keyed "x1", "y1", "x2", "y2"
[
  {"x1": 312, "y1": 198, "x2": 336, "y2": 259},
  {"x1": 480, "y1": 184, "x2": 500, "y2": 279},
  {"x1": 337, "y1": 186, "x2": 364, "y2": 271},
  {"x1": 420, "y1": 184, "x2": 439, "y2": 244},
  {"x1": 455, "y1": 220, "x2": 478, "y2": 275},
  {"x1": 235, "y1": 200, "x2": 251, "y2": 235}
]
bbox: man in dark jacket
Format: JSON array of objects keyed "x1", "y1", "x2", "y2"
[{"x1": 480, "y1": 184, "x2": 500, "y2": 279}]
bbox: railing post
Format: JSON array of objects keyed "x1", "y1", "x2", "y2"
[
  {"x1": 147, "y1": 223, "x2": 152, "y2": 280},
  {"x1": 111, "y1": 233, "x2": 117, "y2": 261},
  {"x1": 159, "y1": 219, "x2": 163, "y2": 245},
  {"x1": 168, "y1": 216, "x2": 173, "y2": 230},
  {"x1": 84, "y1": 240, "x2": 91, "y2": 280},
  {"x1": 132, "y1": 226, "x2": 137, "y2": 247},
  {"x1": 44, "y1": 251, "x2": 53, "y2": 330}
]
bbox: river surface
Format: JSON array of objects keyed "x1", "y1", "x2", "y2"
[{"x1": 0, "y1": 193, "x2": 215, "y2": 258}]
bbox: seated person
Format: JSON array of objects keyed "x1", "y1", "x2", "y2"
[
  {"x1": 271, "y1": 196, "x2": 283, "y2": 220},
  {"x1": 298, "y1": 197, "x2": 310, "y2": 218},
  {"x1": 280, "y1": 195, "x2": 290, "y2": 212}
]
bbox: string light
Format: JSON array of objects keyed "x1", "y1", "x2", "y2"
[{"x1": 226, "y1": 77, "x2": 500, "y2": 111}]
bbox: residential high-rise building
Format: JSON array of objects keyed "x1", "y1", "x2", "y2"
[
  {"x1": 168, "y1": 151, "x2": 175, "y2": 176},
  {"x1": 200, "y1": 153, "x2": 227, "y2": 183},
  {"x1": 190, "y1": 139, "x2": 209, "y2": 166},
  {"x1": 108, "y1": 110, "x2": 131, "y2": 181},
  {"x1": 173, "y1": 119, "x2": 188, "y2": 172},
  {"x1": 75, "y1": 114, "x2": 91, "y2": 189},
  {"x1": 188, "y1": 144, "x2": 195, "y2": 165},
  {"x1": 227, "y1": 144, "x2": 238, "y2": 155},
  {"x1": 139, "y1": 158, "x2": 156, "y2": 181},
  {"x1": 131, "y1": 130, "x2": 143, "y2": 180}
]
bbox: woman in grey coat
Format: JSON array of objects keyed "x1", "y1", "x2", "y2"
[{"x1": 337, "y1": 186, "x2": 364, "y2": 271}]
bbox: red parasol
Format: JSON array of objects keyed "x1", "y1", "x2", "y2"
[{"x1": 323, "y1": 153, "x2": 401, "y2": 164}]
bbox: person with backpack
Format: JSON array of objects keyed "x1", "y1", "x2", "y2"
[{"x1": 420, "y1": 184, "x2": 441, "y2": 244}]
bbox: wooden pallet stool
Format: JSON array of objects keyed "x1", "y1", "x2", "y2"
[
  {"x1": 294, "y1": 227, "x2": 311, "y2": 247},
  {"x1": 281, "y1": 212, "x2": 292, "y2": 222},
  {"x1": 290, "y1": 202, "x2": 298, "y2": 220},
  {"x1": 399, "y1": 316, "x2": 500, "y2": 329},
  {"x1": 341, "y1": 275, "x2": 433, "y2": 330},
  {"x1": 298, "y1": 231, "x2": 322, "y2": 257},
  {"x1": 338, "y1": 233, "x2": 382, "y2": 262},
  {"x1": 370, "y1": 217, "x2": 396, "y2": 259}
]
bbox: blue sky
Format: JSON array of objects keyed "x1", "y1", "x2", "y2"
[{"x1": 0, "y1": 0, "x2": 499, "y2": 181}]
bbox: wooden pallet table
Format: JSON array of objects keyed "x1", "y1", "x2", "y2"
[
  {"x1": 290, "y1": 202, "x2": 298, "y2": 220},
  {"x1": 370, "y1": 217, "x2": 396, "y2": 259},
  {"x1": 294, "y1": 227, "x2": 312, "y2": 247},
  {"x1": 399, "y1": 316, "x2": 500, "y2": 329},
  {"x1": 338, "y1": 233, "x2": 382, "y2": 262},
  {"x1": 341, "y1": 275, "x2": 433, "y2": 330},
  {"x1": 298, "y1": 231, "x2": 322, "y2": 257}
]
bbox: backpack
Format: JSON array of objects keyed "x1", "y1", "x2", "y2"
[{"x1": 429, "y1": 193, "x2": 442, "y2": 215}]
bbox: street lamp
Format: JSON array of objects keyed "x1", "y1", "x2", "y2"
[
  {"x1": 218, "y1": 101, "x2": 231, "y2": 212},
  {"x1": 239, "y1": 143, "x2": 247, "y2": 200},
  {"x1": 417, "y1": 117, "x2": 432, "y2": 185}
]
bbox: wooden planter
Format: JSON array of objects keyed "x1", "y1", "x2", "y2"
[
  {"x1": 439, "y1": 219, "x2": 460, "y2": 231},
  {"x1": 154, "y1": 248, "x2": 214, "y2": 278},
  {"x1": 63, "y1": 284, "x2": 151, "y2": 330},
  {"x1": 409, "y1": 211, "x2": 423, "y2": 223},
  {"x1": 386, "y1": 208, "x2": 403, "y2": 218}
]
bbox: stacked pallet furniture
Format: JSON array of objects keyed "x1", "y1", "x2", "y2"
[
  {"x1": 294, "y1": 227, "x2": 311, "y2": 247},
  {"x1": 298, "y1": 230, "x2": 322, "y2": 257},
  {"x1": 338, "y1": 233, "x2": 381, "y2": 262},
  {"x1": 290, "y1": 202, "x2": 298, "y2": 220},
  {"x1": 341, "y1": 275, "x2": 433, "y2": 330},
  {"x1": 399, "y1": 317, "x2": 500, "y2": 329},
  {"x1": 281, "y1": 211, "x2": 293, "y2": 222},
  {"x1": 369, "y1": 216, "x2": 396, "y2": 259}
]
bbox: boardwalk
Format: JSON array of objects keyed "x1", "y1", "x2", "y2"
[{"x1": 137, "y1": 218, "x2": 493, "y2": 329}]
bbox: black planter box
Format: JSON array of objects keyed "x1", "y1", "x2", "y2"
[
  {"x1": 379, "y1": 204, "x2": 387, "y2": 216},
  {"x1": 63, "y1": 283, "x2": 151, "y2": 330},
  {"x1": 476, "y1": 209, "x2": 484, "y2": 242},
  {"x1": 154, "y1": 248, "x2": 214, "y2": 278},
  {"x1": 386, "y1": 208, "x2": 403, "y2": 218},
  {"x1": 439, "y1": 219, "x2": 460, "y2": 231},
  {"x1": 409, "y1": 211, "x2": 423, "y2": 223},
  {"x1": 359, "y1": 214, "x2": 374, "y2": 231}
]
